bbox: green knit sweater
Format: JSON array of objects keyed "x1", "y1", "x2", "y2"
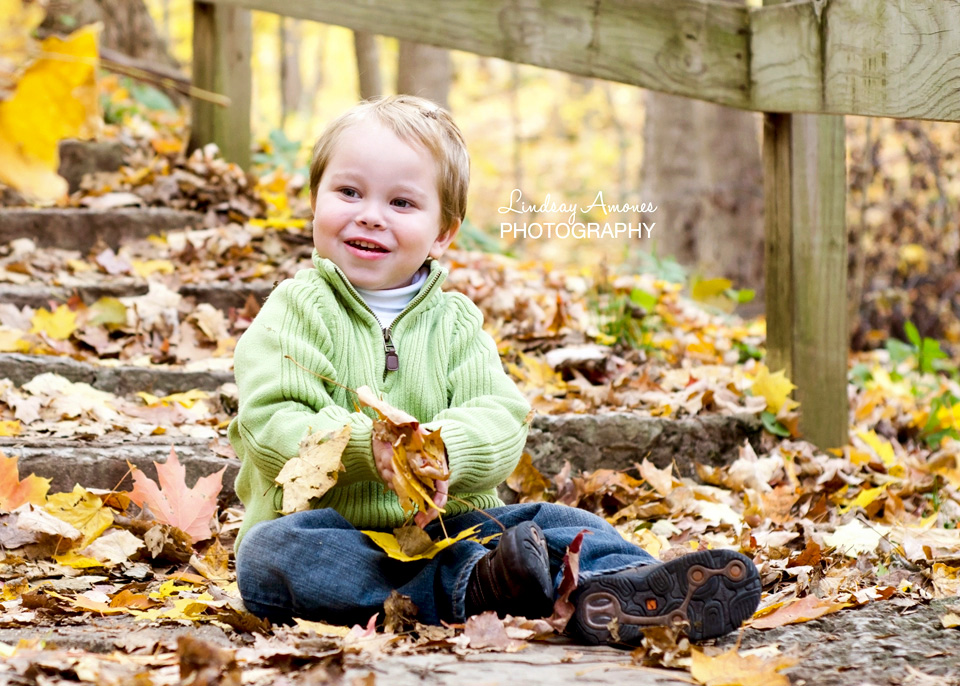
[{"x1": 228, "y1": 250, "x2": 532, "y2": 553}]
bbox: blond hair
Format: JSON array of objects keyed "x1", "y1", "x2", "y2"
[{"x1": 309, "y1": 95, "x2": 469, "y2": 238}]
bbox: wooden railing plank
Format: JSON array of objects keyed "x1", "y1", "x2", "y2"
[{"x1": 196, "y1": 0, "x2": 960, "y2": 123}]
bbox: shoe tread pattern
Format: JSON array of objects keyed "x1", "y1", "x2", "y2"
[{"x1": 568, "y1": 549, "x2": 761, "y2": 646}]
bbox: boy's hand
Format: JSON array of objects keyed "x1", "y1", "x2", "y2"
[
  {"x1": 372, "y1": 435, "x2": 396, "y2": 484},
  {"x1": 372, "y1": 427, "x2": 449, "y2": 527},
  {"x1": 415, "y1": 476, "x2": 448, "y2": 527}
]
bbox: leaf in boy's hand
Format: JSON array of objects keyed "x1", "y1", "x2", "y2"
[
  {"x1": 359, "y1": 385, "x2": 448, "y2": 525},
  {"x1": 393, "y1": 525, "x2": 434, "y2": 557},
  {"x1": 357, "y1": 385, "x2": 419, "y2": 426},
  {"x1": 275, "y1": 425, "x2": 350, "y2": 514}
]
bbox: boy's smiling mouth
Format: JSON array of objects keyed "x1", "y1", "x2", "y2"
[{"x1": 345, "y1": 238, "x2": 390, "y2": 253}]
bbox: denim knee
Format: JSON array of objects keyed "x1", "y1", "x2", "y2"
[{"x1": 537, "y1": 502, "x2": 613, "y2": 530}]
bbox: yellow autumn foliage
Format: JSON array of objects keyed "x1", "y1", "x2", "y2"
[{"x1": 0, "y1": 0, "x2": 100, "y2": 201}]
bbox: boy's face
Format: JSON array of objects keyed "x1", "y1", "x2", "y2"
[{"x1": 311, "y1": 120, "x2": 459, "y2": 291}]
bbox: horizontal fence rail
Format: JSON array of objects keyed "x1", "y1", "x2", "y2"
[{"x1": 198, "y1": 0, "x2": 960, "y2": 122}]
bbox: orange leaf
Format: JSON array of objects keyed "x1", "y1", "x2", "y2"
[
  {"x1": 0, "y1": 451, "x2": 50, "y2": 511},
  {"x1": 126, "y1": 447, "x2": 225, "y2": 544},
  {"x1": 748, "y1": 594, "x2": 851, "y2": 630}
]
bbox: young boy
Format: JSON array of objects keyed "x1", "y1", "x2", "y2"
[{"x1": 230, "y1": 94, "x2": 761, "y2": 645}]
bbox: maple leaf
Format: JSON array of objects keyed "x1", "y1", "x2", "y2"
[
  {"x1": 274, "y1": 424, "x2": 350, "y2": 514},
  {"x1": 29, "y1": 305, "x2": 78, "y2": 340},
  {"x1": 0, "y1": 451, "x2": 50, "y2": 511},
  {"x1": 749, "y1": 364, "x2": 799, "y2": 414},
  {"x1": 127, "y1": 446, "x2": 225, "y2": 544},
  {"x1": 44, "y1": 485, "x2": 114, "y2": 549}
]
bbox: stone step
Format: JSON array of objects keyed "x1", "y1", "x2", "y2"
[
  {"x1": 0, "y1": 280, "x2": 274, "y2": 312},
  {"x1": 0, "y1": 208, "x2": 203, "y2": 251},
  {"x1": 3, "y1": 413, "x2": 761, "y2": 506},
  {"x1": 0, "y1": 353, "x2": 233, "y2": 396}
]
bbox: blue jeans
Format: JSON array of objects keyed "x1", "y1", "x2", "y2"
[{"x1": 235, "y1": 503, "x2": 658, "y2": 626}]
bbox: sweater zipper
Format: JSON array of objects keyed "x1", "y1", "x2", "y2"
[{"x1": 335, "y1": 268, "x2": 444, "y2": 381}]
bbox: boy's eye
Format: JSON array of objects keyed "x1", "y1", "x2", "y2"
[
  {"x1": 392, "y1": 198, "x2": 413, "y2": 208},
  {"x1": 339, "y1": 188, "x2": 359, "y2": 198}
]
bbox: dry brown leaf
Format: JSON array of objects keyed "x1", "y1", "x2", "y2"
[
  {"x1": 749, "y1": 594, "x2": 852, "y2": 630},
  {"x1": 275, "y1": 424, "x2": 350, "y2": 514}
]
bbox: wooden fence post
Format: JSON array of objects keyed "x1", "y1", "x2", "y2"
[
  {"x1": 763, "y1": 112, "x2": 849, "y2": 449},
  {"x1": 190, "y1": 1, "x2": 252, "y2": 169}
]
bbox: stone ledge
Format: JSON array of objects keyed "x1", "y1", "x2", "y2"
[
  {"x1": 0, "y1": 437, "x2": 238, "y2": 505},
  {"x1": 3, "y1": 412, "x2": 762, "y2": 508},
  {"x1": 0, "y1": 280, "x2": 274, "y2": 311},
  {"x1": 0, "y1": 353, "x2": 233, "y2": 396},
  {"x1": 0, "y1": 208, "x2": 202, "y2": 251}
]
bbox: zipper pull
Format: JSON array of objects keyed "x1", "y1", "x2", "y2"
[{"x1": 383, "y1": 328, "x2": 399, "y2": 372}]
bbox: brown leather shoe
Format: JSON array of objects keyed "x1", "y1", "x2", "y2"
[{"x1": 465, "y1": 521, "x2": 553, "y2": 619}]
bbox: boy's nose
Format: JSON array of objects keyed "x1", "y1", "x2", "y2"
[{"x1": 356, "y1": 204, "x2": 384, "y2": 229}]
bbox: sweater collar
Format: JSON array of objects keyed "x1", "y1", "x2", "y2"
[{"x1": 311, "y1": 249, "x2": 448, "y2": 323}]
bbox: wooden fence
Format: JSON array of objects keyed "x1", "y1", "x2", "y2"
[{"x1": 190, "y1": 0, "x2": 960, "y2": 450}]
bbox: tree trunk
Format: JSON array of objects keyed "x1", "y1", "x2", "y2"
[
  {"x1": 639, "y1": 91, "x2": 765, "y2": 301},
  {"x1": 396, "y1": 42, "x2": 452, "y2": 109},
  {"x1": 279, "y1": 18, "x2": 303, "y2": 122},
  {"x1": 353, "y1": 31, "x2": 382, "y2": 101}
]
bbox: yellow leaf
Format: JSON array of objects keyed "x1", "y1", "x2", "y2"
[
  {"x1": 749, "y1": 365, "x2": 799, "y2": 414},
  {"x1": 856, "y1": 430, "x2": 896, "y2": 467},
  {"x1": 43, "y1": 485, "x2": 114, "y2": 549},
  {"x1": 691, "y1": 646, "x2": 797, "y2": 686},
  {"x1": 137, "y1": 389, "x2": 209, "y2": 409},
  {"x1": 691, "y1": 277, "x2": 732, "y2": 302},
  {"x1": 936, "y1": 404, "x2": 960, "y2": 432},
  {"x1": 0, "y1": 23, "x2": 100, "y2": 201},
  {"x1": 131, "y1": 259, "x2": 175, "y2": 279},
  {"x1": 149, "y1": 579, "x2": 194, "y2": 599},
  {"x1": 87, "y1": 297, "x2": 128, "y2": 327},
  {"x1": 29, "y1": 305, "x2": 78, "y2": 340},
  {"x1": 838, "y1": 484, "x2": 887, "y2": 515},
  {"x1": 0, "y1": 0, "x2": 46, "y2": 86},
  {"x1": 0, "y1": 420, "x2": 20, "y2": 437},
  {"x1": 53, "y1": 551, "x2": 105, "y2": 568},
  {"x1": 0, "y1": 328, "x2": 30, "y2": 353},
  {"x1": 363, "y1": 524, "x2": 484, "y2": 562}
]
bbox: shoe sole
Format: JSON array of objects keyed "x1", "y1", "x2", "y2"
[{"x1": 568, "y1": 549, "x2": 761, "y2": 645}]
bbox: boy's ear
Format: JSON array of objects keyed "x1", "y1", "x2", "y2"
[{"x1": 429, "y1": 219, "x2": 461, "y2": 259}]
